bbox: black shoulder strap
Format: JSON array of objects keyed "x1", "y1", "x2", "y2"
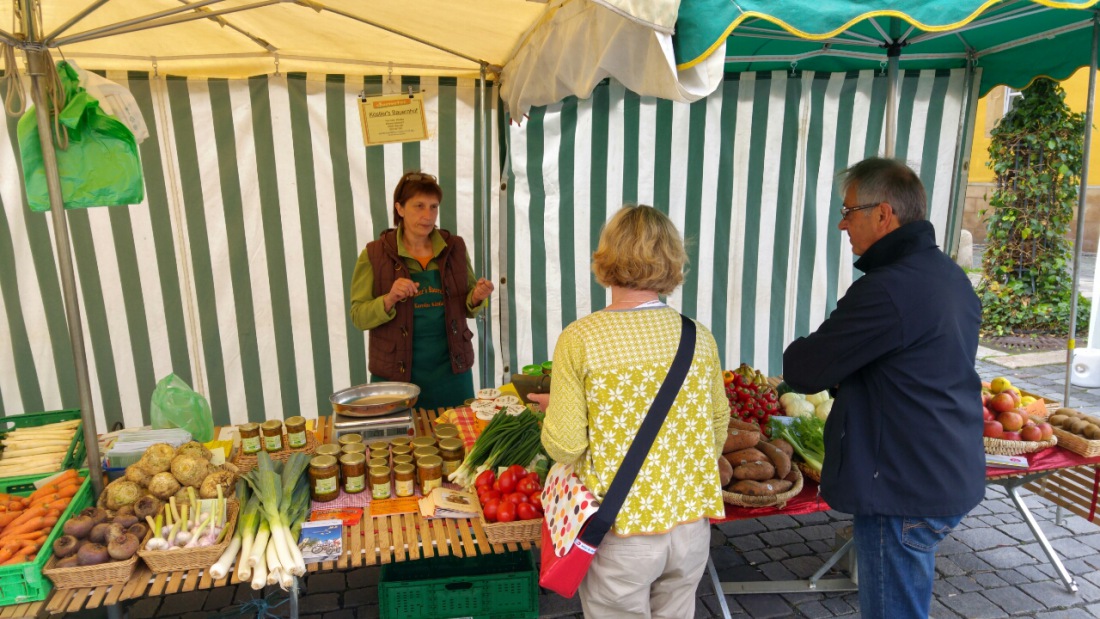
[{"x1": 577, "y1": 314, "x2": 696, "y2": 547}]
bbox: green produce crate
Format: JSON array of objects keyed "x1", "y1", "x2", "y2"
[
  {"x1": 0, "y1": 410, "x2": 87, "y2": 478},
  {"x1": 0, "y1": 473, "x2": 92, "y2": 607},
  {"x1": 380, "y1": 550, "x2": 538, "y2": 619}
]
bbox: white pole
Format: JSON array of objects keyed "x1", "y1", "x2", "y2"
[
  {"x1": 478, "y1": 65, "x2": 493, "y2": 389},
  {"x1": 885, "y1": 19, "x2": 901, "y2": 158},
  {"x1": 1065, "y1": 15, "x2": 1099, "y2": 406}
]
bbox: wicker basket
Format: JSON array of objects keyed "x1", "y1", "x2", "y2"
[
  {"x1": 723, "y1": 467, "x2": 803, "y2": 509},
  {"x1": 482, "y1": 517, "x2": 541, "y2": 545},
  {"x1": 43, "y1": 531, "x2": 150, "y2": 589},
  {"x1": 138, "y1": 500, "x2": 238, "y2": 574},
  {"x1": 1051, "y1": 427, "x2": 1100, "y2": 457},
  {"x1": 983, "y1": 435, "x2": 1057, "y2": 456},
  {"x1": 234, "y1": 432, "x2": 318, "y2": 473},
  {"x1": 797, "y1": 462, "x2": 821, "y2": 484}
]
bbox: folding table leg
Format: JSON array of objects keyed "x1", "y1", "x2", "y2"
[
  {"x1": 107, "y1": 604, "x2": 122, "y2": 619},
  {"x1": 290, "y1": 576, "x2": 300, "y2": 618},
  {"x1": 1008, "y1": 484, "x2": 1078, "y2": 593},
  {"x1": 706, "y1": 556, "x2": 732, "y2": 619}
]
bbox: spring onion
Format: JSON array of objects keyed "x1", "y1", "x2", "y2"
[
  {"x1": 449, "y1": 408, "x2": 544, "y2": 488},
  {"x1": 767, "y1": 415, "x2": 826, "y2": 473}
]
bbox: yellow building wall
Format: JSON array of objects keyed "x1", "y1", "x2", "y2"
[{"x1": 970, "y1": 67, "x2": 1100, "y2": 185}]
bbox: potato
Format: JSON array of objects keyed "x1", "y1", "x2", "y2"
[
  {"x1": 723, "y1": 428, "x2": 761, "y2": 453},
  {"x1": 1069, "y1": 419, "x2": 1091, "y2": 435},
  {"x1": 718, "y1": 457, "x2": 734, "y2": 487},
  {"x1": 757, "y1": 440, "x2": 792, "y2": 480},
  {"x1": 733, "y1": 461, "x2": 775, "y2": 481},
  {"x1": 1084, "y1": 425, "x2": 1100, "y2": 440},
  {"x1": 724, "y1": 448, "x2": 767, "y2": 466},
  {"x1": 1049, "y1": 414, "x2": 1070, "y2": 427},
  {"x1": 769, "y1": 439, "x2": 794, "y2": 458}
]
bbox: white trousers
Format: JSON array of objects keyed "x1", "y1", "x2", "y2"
[{"x1": 578, "y1": 518, "x2": 711, "y2": 618}]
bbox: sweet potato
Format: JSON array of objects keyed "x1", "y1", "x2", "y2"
[
  {"x1": 728, "y1": 419, "x2": 761, "y2": 433},
  {"x1": 723, "y1": 448, "x2": 768, "y2": 466},
  {"x1": 732, "y1": 461, "x2": 775, "y2": 481},
  {"x1": 757, "y1": 440, "x2": 792, "y2": 480},
  {"x1": 718, "y1": 457, "x2": 734, "y2": 487},
  {"x1": 769, "y1": 438, "x2": 794, "y2": 458},
  {"x1": 722, "y1": 428, "x2": 760, "y2": 453},
  {"x1": 784, "y1": 470, "x2": 800, "y2": 483},
  {"x1": 769, "y1": 480, "x2": 793, "y2": 494},
  {"x1": 728, "y1": 479, "x2": 788, "y2": 496}
]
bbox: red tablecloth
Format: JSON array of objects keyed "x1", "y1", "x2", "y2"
[
  {"x1": 714, "y1": 481, "x2": 830, "y2": 524},
  {"x1": 986, "y1": 445, "x2": 1100, "y2": 479}
]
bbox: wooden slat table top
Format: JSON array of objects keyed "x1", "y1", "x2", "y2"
[{"x1": 33, "y1": 410, "x2": 535, "y2": 615}]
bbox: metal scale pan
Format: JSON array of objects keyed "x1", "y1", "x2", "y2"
[{"x1": 330, "y1": 382, "x2": 420, "y2": 440}]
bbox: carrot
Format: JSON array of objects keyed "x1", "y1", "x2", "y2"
[
  {"x1": 0, "y1": 517, "x2": 56, "y2": 538},
  {"x1": 0, "y1": 529, "x2": 49, "y2": 541},
  {"x1": 0, "y1": 493, "x2": 19, "y2": 503},
  {"x1": 1, "y1": 506, "x2": 45, "y2": 531},
  {"x1": 29, "y1": 485, "x2": 78, "y2": 507},
  {"x1": 37, "y1": 498, "x2": 70, "y2": 512},
  {"x1": 0, "y1": 547, "x2": 14, "y2": 564},
  {"x1": 0, "y1": 513, "x2": 22, "y2": 529},
  {"x1": 2, "y1": 552, "x2": 32, "y2": 565}
]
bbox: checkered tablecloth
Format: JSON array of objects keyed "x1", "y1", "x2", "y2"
[{"x1": 434, "y1": 406, "x2": 481, "y2": 451}]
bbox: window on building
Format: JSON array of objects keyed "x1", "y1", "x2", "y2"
[{"x1": 1004, "y1": 87, "x2": 1023, "y2": 115}]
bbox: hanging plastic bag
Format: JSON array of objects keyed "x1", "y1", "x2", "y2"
[
  {"x1": 16, "y1": 61, "x2": 144, "y2": 212},
  {"x1": 69, "y1": 60, "x2": 148, "y2": 143},
  {"x1": 150, "y1": 374, "x2": 215, "y2": 443}
]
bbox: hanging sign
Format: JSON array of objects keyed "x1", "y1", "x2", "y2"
[{"x1": 358, "y1": 92, "x2": 428, "y2": 146}]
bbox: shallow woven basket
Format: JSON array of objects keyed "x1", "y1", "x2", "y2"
[
  {"x1": 43, "y1": 533, "x2": 148, "y2": 589},
  {"x1": 797, "y1": 462, "x2": 821, "y2": 484},
  {"x1": 1051, "y1": 427, "x2": 1100, "y2": 457},
  {"x1": 234, "y1": 432, "x2": 318, "y2": 473},
  {"x1": 482, "y1": 517, "x2": 541, "y2": 545},
  {"x1": 723, "y1": 467, "x2": 803, "y2": 509},
  {"x1": 138, "y1": 500, "x2": 238, "y2": 574},
  {"x1": 983, "y1": 435, "x2": 1057, "y2": 456}
]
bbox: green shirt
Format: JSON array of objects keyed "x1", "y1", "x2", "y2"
[{"x1": 349, "y1": 225, "x2": 486, "y2": 331}]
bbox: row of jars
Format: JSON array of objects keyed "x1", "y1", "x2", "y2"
[
  {"x1": 308, "y1": 426, "x2": 464, "y2": 502},
  {"x1": 239, "y1": 417, "x2": 308, "y2": 454}
]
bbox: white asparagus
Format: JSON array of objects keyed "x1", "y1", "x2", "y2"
[
  {"x1": 0, "y1": 464, "x2": 60, "y2": 475},
  {"x1": 0, "y1": 446, "x2": 71, "y2": 457},
  {"x1": 7, "y1": 420, "x2": 81, "y2": 430},
  {"x1": 1, "y1": 438, "x2": 74, "y2": 446}
]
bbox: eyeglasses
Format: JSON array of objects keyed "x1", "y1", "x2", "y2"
[
  {"x1": 839, "y1": 202, "x2": 880, "y2": 219},
  {"x1": 403, "y1": 172, "x2": 437, "y2": 183}
]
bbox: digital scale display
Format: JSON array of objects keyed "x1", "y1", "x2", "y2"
[{"x1": 331, "y1": 408, "x2": 415, "y2": 443}]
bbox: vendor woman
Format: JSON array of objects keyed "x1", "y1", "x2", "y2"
[{"x1": 350, "y1": 171, "x2": 494, "y2": 410}]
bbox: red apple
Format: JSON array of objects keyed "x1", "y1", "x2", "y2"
[
  {"x1": 989, "y1": 393, "x2": 1016, "y2": 414},
  {"x1": 983, "y1": 420, "x2": 1004, "y2": 439},
  {"x1": 1002, "y1": 431, "x2": 1022, "y2": 441},
  {"x1": 983, "y1": 408, "x2": 996, "y2": 422},
  {"x1": 1037, "y1": 422, "x2": 1054, "y2": 441},
  {"x1": 1020, "y1": 424, "x2": 1043, "y2": 442},
  {"x1": 998, "y1": 411, "x2": 1025, "y2": 432},
  {"x1": 982, "y1": 393, "x2": 991, "y2": 407}
]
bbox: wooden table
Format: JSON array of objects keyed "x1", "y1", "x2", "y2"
[{"x1": 13, "y1": 409, "x2": 532, "y2": 618}]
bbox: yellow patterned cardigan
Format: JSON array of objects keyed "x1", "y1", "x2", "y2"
[{"x1": 540, "y1": 307, "x2": 729, "y2": 535}]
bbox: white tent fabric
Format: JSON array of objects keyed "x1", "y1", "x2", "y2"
[
  {"x1": 500, "y1": 0, "x2": 726, "y2": 116},
  {"x1": 502, "y1": 68, "x2": 970, "y2": 376},
  {"x1": 0, "y1": 72, "x2": 501, "y2": 431}
]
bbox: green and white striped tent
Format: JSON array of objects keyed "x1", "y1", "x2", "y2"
[{"x1": 0, "y1": 67, "x2": 969, "y2": 429}]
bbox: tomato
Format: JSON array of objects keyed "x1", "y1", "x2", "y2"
[
  {"x1": 475, "y1": 469, "x2": 495, "y2": 488},
  {"x1": 483, "y1": 499, "x2": 500, "y2": 522},
  {"x1": 528, "y1": 494, "x2": 543, "y2": 511},
  {"x1": 516, "y1": 477, "x2": 541, "y2": 495},
  {"x1": 507, "y1": 491, "x2": 529, "y2": 505},
  {"x1": 492, "y1": 478, "x2": 502, "y2": 492},
  {"x1": 526, "y1": 471, "x2": 539, "y2": 482},
  {"x1": 481, "y1": 489, "x2": 502, "y2": 503},
  {"x1": 497, "y1": 501, "x2": 516, "y2": 523},
  {"x1": 498, "y1": 470, "x2": 517, "y2": 493},
  {"x1": 517, "y1": 503, "x2": 539, "y2": 520},
  {"x1": 506, "y1": 464, "x2": 528, "y2": 480}
]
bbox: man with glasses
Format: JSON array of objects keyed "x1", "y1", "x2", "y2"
[{"x1": 782, "y1": 158, "x2": 984, "y2": 619}]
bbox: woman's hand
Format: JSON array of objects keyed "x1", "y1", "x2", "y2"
[
  {"x1": 471, "y1": 278, "x2": 495, "y2": 305},
  {"x1": 384, "y1": 278, "x2": 419, "y2": 312},
  {"x1": 527, "y1": 393, "x2": 550, "y2": 412}
]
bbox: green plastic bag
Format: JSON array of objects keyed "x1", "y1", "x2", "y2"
[
  {"x1": 150, "y1": 374, "x2": 215, "y2": 443},
  {"x1": 16, "y1": 61, "x2": 144, "y2": 212}
]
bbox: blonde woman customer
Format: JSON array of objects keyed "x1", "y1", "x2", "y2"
[{"x1": 530, "y1": 204, "x2": 728, "y2": 618}]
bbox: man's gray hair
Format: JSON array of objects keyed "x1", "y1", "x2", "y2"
[{"x1": 840, "y1": 158, "x2": 927, "y2": 225}]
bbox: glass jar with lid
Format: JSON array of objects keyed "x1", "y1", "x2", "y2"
[
  {"x1": 261, "y1": 420, "x2": 284, "y2": 452},
  {"x1": 433, "y1": 424, "x2": 459, "y2": 441},
  {"x1": 389, "y1": 436, "x2": 412, "y2": 448},
  {"x1": 341, "y1": 443, "x2": 367, "y2": 456},
  {"x1": 370, "y1": 466, "x2": 392, "y2": 499},
  {"x1": 239, "y1": 423, "x2": 262, "y2": 455},
  {"x1": 417, "y1": 455, "x2": 443, "y2": 494},
  {"x1": 368, "y1": 456, "x2": 388, "y2": 469},
  {"x1": 392, "y1": 454, "x2": 414, "y2": 467},
  {"x1": 315, "y1": 443, "x2": 341, "y2": 458},
  {"x1": 285, "y1": 416, "x2": 308, "y2": 449},
  {"x1": 438, "y1": 438, "x2": 464, "y2": 477},
  {"x1": 413, "y1": 445, "x2": 439, "y2": 461},
  {"x1": 393, "y1": 463, "x2": 416, "y2": 497},
  {"x1": 338, "y1": 434, "x2": 364, "y2": 448},
  {"x1": 390, "y1": 444, "x2": 413, "y2": 458},
  {"x1": 309, "y1": 455, "x2": 339, "y2": 502},
  {"x1": 368, "y1": 440, "x2": 391, "y2": 453},
  {"x1": 340, "y1": 453, "x2": 367, "y2": 494},
  {"x1": 411, "y1": 436, "x2": 437, "y2": 451}
]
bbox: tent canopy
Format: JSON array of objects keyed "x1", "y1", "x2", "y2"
[{"x1": 676, "y1": 0, "x2": 1100, "y2": 96}]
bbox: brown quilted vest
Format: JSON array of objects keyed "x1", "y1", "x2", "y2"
[{"x1": 365, "y1": 229, "x2": 475, "y2": 380}]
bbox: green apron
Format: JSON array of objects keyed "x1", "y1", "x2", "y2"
[{"x1": 372, "y1": 269, "x2": 473, "y2": 411}]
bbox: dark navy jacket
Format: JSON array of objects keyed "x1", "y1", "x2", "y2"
[{"x1": 783, "y1": 221, "x2": 985, "y2": 517}]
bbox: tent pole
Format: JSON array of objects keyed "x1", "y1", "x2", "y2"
[
  {"x1": 1063, "y1": 14, "x2": 1099, "y2": 407},
  {"x1": 945, "y1": 59, "x2": 980, "y2": 258},
  {"x1": 23, "y1": 48, "x2": 106, "y2": 497},
  {"x1": 885, "y1": 19, "x2": 901, "y2": 158},
  {"x1": 478, "y1": 65, "x2": 493, "y2": 390}
]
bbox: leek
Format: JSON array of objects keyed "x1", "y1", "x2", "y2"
[
  {"x1": 244, "y1": 452, "x2": 311, "y2": 577},
  {"x1": 234, "y1": 480, "x2": 261, "y2": 580}
]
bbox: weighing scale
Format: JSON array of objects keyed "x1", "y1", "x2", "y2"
[{"x1": 331, "y1": 408, "x2": 416, "y2": 442}]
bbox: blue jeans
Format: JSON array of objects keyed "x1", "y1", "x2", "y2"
[{"x1": 853, "y1": 514, "x2": 963, "y2": 619}]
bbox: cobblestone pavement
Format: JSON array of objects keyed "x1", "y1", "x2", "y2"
[{"x1": 64, "y1": 359, "x2": 1100, "y2": 619}]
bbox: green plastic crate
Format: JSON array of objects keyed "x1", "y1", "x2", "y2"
[
  {"x1": 380, "y1": 550, "x2": 538, "y2": 619},
  {"x1": 0, "y1": 410, "x2": 87, "y2": 479},
  {"x1": 0, "y1": 473, "x2": 93, "y2": 607}
]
